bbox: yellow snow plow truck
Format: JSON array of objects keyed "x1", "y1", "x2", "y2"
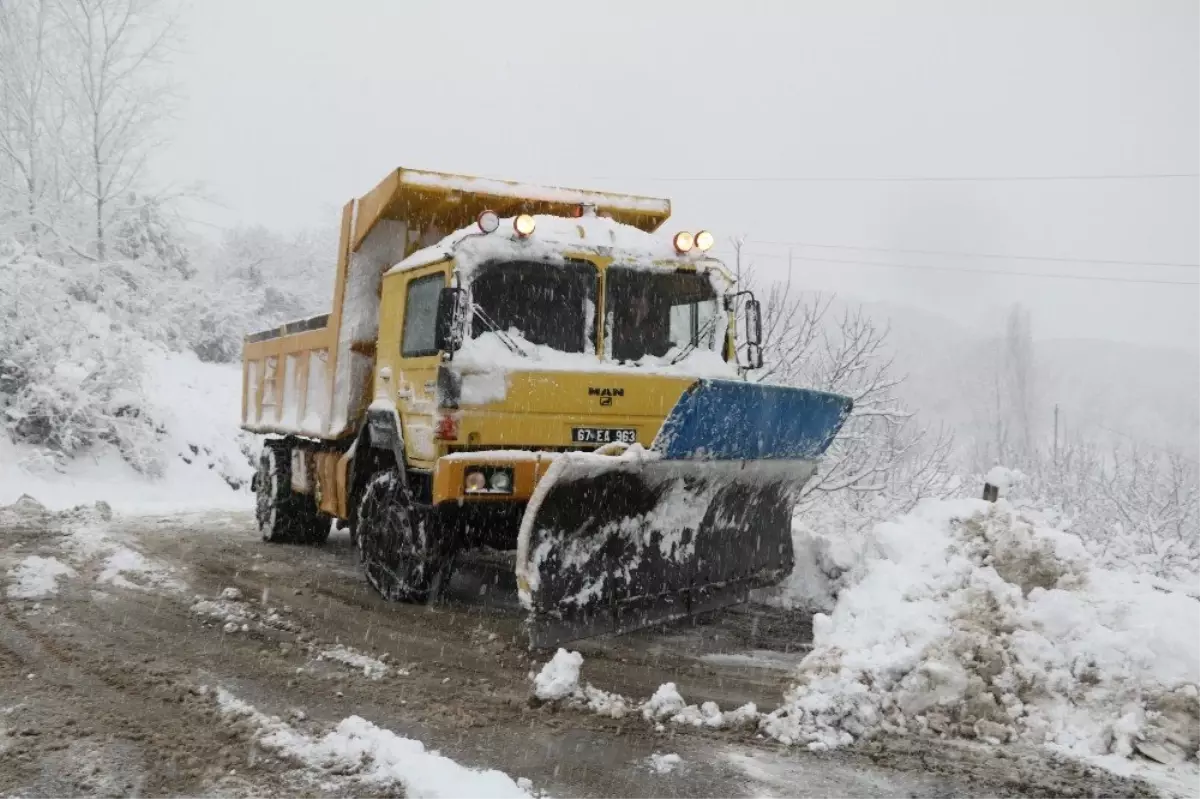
[{"x1": 241, "y1": 167, "x2": 852, "y2": 648}]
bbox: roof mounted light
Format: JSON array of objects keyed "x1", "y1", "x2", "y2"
[
  {"x1": 673, "y1": 231, "x2": 695, "y2": 254},
  {"x1": 477, "y1": 209, "x2": 500, "y2": 233},
  {"x1": 514, "y1": 214, "x2": 536, "y2": 238},
  {"x1": 694, "y1": 230, "x2": 714, "y2": 252}
]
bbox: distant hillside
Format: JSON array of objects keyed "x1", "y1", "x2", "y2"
[{"x1": 841, "y1": 299, "x2": 1200, "y2": 461}]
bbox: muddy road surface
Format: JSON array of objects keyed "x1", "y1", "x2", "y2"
[{"x1": 1, "y1": 502, "x2": 1155, "y2": 797}]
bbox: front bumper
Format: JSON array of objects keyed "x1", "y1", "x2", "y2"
[{"x1": 431, "y1": 451, "x2": 559, "y2": 505}]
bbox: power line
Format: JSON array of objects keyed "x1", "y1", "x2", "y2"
[
  {"x1": 713, "y1": 248, "x2": 1200, "y2": 287},
  {"x1": 585, "y1": 172, "x2": 1199, "y2": 184},
  {"x1": 745, "y1": 239, "x2": 1200, "y2": 270}
]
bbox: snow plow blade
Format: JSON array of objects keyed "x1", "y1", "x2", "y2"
[{"x1": 516, "y1": 379, "x2": 853, "y2": 649}]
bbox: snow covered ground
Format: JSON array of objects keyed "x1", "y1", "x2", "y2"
[{"x1": 0, "y1": 350, "x2": 254, "y2": 513}]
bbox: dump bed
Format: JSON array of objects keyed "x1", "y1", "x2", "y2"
[
  {"x1": 241, "y1": 313, "x2": 336, "y2": 436},
  {"x1": 240, "y1": 167, "x2": 671, "y2": 441}
]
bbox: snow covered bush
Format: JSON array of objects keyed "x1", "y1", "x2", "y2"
[
  {"x1": 0, "y1": 245, "x2": 164, "y2": 473},
  {"x1": 761, "y1": 498, "x2": 1200, "y2": 765}
]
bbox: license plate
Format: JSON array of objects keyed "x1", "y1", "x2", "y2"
[{"x1": 572, "y1": 427, "x2": 638, "y2": 445}]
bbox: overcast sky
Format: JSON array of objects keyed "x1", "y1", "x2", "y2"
[{"x1": 159, "y1": 0, "x2": 1198, "y2": 349}]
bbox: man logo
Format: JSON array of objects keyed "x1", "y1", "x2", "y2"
[{"x1": 588, "y1": 386, "x2": 624, "y2": 407}]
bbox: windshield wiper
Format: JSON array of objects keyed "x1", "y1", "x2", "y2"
[
  {"x1": 669, "y1": 314, "x2": 721, "y2": 365},
  {"x1": 471, "y1": 302, "x2": 528, "y2": 357}
]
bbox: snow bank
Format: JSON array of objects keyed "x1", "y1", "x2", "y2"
[
  {"x1": 6, "y1": 555, "x2": 76, "y2": 599},
  {"x1": 216, "y1": 688, "x2": 535, "y2": 797},
  {"x1": 761, "y1": 498, "x2": 1200, "y2": 768}
]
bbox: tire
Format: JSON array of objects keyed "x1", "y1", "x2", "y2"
[
  {"x1": 255, "y1": 444, "x2": 330, "y2": 545},
  {"x1": 354, "y1": 470, "x2": 438, "y2": 601}
]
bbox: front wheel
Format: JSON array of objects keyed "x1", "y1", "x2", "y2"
[{"x1": 354, "y1": 471, "x2": 438, "y2": 601}]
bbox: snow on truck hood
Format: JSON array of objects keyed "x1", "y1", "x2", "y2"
[
  {"x1": 384, "y1": 213, "x2": 727, "y2": 279},
  {"x1": 452, "y1": 332, "x2": 738, "y2": 405}
]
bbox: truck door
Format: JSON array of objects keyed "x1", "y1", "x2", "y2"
[{"x1": 381, "y1": 266, "x2": 448, "y2": 470}]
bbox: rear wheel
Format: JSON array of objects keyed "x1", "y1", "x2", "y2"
[
  {"x1": 354, "y1": 470, "x2": 440, "y2": 601},
  {"x1": 255, "y1": 444, "x2": 330, "y2": 545}
]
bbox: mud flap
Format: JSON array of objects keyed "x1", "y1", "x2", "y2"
[{"x1": 516, "y1": 379, "x2": 853, "y2": 649}]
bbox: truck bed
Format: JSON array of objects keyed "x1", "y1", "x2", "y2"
[{"x1": 241, "y1": 313, "x2": 337, "y2": 438}]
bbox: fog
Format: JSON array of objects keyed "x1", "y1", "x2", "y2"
[{"x1": 155, "y1": 0, "x2": 1198, "y2": 350}]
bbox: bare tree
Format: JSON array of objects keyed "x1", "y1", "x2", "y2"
[
  {"x1": 0, "y1": 0, "x2": 62, "y2": 244},
  {"x1": 1003, "y1": 303, "x2": 1036, "y2": 462},
  {"x1": 54, "y1": 0, "x2": 177, "y2": 258},
  {"x1": 737, "y1": 248, "x2": 956, "y2": 518}
]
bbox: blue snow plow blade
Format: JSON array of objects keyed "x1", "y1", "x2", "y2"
[
  {"x1": 517, "y1": 380, "x2": 854, "y2": 649},
  {"x1": 653, "y1": 379, "x2": 853, "y2": 460}
]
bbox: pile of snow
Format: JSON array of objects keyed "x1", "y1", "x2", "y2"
[
  {"x1": 532, "y1": 649, "x2": 583, "y2": 701},
  {"x1": 762, "y1": 496, "x2": 877, "y2": 614},
  {"x1": 216, "y1": 687, "x2": 535, "y2": 797},
  {"x1": 317, "y1": 645, "x2": 391, "y2": 680},
  {"x1": 191, "y1": 588, "x2": 300, "y2": 635},
  {"x1": 531, "y1": 651, "x2": 756, "y2": 729},
  {"x1": 6, "y1": 555, "x2": 76, "y2": 599},
  {"x1": 530, "y1": 649, "x2": 632, "y2": 719},
  {"x1": 761, "y1": 498, "x2": 1200, "y2": 768},
  {"x1": 646, "y1": 753, "x2": 682, "y2": 774}
]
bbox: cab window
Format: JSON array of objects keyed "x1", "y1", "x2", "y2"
[{"x1": 401, "y1": 274, "x2": 444, "y2": 357}]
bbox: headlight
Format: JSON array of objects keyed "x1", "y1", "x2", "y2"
[
  {"x1": 477, "y1": 210, "x2": 500, "y2": 233},
  {"x1": 514, "y1": 214, "x2": 536, "y2": 237},
  {"x1": 673, "y1": 231, "x2": 694, "y2": 254},
  {"x1": 694, "y1": 230, "x2": 714, "y2": 251},
  {"x1": 489, "y1": 470, "x2": 512, "y2": 492},
  {"x1": 463, "y1": 466, "x2": 514, "y2": 494}
]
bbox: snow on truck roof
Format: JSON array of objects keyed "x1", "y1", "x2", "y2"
[
  {"x1": 350, "y1": 167, "x2": 671, "y2": 254},
  {"x1": 384, "y1": 213, "x2": 728, "y2": 279}
]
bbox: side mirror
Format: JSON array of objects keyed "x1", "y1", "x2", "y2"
[
  {"x1": 435, "y1": 286, "x2": 467, "y2": 354},
  {"x1": 744, "y1": 298, "x2": 763, "y2": 347},
  {"x1": 744, "y1": 342, "x2": 764, "y2": 371}
]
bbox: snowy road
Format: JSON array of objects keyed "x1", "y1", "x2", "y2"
[{"x1": 0, "y1": 502, "x2": 1156, "y2": 797}]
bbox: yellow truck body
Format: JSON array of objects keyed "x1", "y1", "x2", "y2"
[{"x1": 238, "y1": 166, "x2": 850, "y2": 648}]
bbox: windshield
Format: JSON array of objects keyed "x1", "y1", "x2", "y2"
[
  {"x1": 605, "y1": 267, "x2": 721, "y2": 363},
  {"x1": 469, "y1": 259, "x2": 597, "y2": 353}
]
